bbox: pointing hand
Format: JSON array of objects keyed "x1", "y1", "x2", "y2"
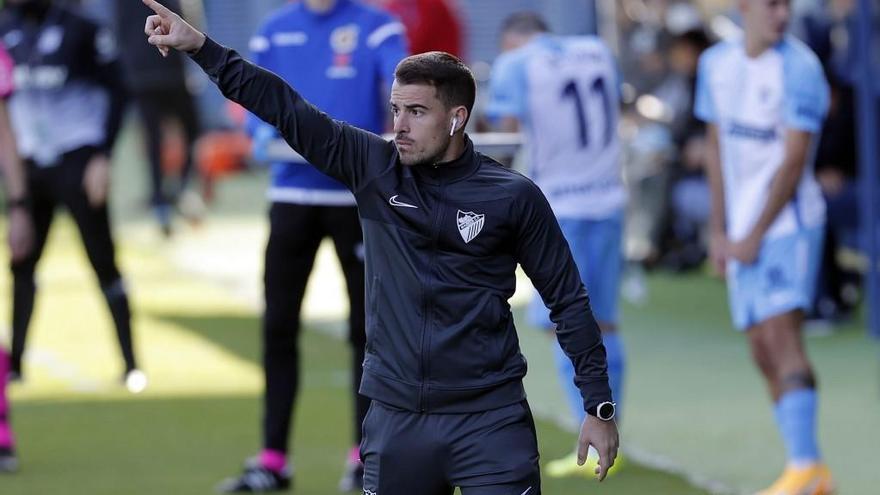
[{"x1": 142, "y1": 0, "x2": 206, "y2": 56}]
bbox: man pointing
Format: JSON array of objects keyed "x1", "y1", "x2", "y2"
[{"x1": 142, "y1": 1, "x2": 619, "y2": 493}]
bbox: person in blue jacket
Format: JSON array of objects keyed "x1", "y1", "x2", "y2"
[{"x1": 220, "y1": 0, "x2": 406, "y2": 492}]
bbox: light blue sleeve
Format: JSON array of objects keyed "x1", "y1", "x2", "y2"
[
  {"x1": 694, "y1": 48, "x2": 716, "y2": 123},
  {"x1": 782, "y1": 46, "x2": 830, "y2": 133},
  {"x1": 485, "y1": 52, "x2": 528, "y2": 121}
]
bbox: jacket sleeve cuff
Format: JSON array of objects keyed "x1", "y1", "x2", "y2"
[
  {"x1": 189, "y1": 36, "x2": 226, "y2": 73},
  {"x1": 580, "y1": 380, "x2": 613, "y2": 412}
]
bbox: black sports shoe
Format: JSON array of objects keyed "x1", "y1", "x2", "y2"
[
  {"x1": 0, "y1": 447, "x2": 18, "y2": 473},
  {"x1": 216, "y1": 465, "x2": 291, "y2": 493},
  {"x1": 337, "y1": 459, "x2": 364, "y2": 492}
]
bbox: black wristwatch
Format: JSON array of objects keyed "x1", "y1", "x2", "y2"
[{"x1": 586, "y1": 401, "x2": 616, "y2": 421}]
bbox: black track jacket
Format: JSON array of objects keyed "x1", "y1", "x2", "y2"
[{"x1": 191, "y1": 37, "x2": 612, "y2": 414}]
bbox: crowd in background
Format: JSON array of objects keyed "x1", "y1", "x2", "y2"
[
  {"x1": 607, "y1": 0, "x2": 874, "y2": 328},
  {"x1": 6, "y1": 0, "x2": 877, "y2": 328}
]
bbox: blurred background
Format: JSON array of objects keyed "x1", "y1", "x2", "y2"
[{"x1": 0, "y1": 0, "x2": 878, "y2": 494}]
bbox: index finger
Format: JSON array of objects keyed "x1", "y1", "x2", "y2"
[{"x1": 142, "y1": 0, "x2": 173, "y2": 17}]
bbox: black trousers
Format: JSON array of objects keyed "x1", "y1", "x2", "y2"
[
  {"x1": 132, "y1": 87, "x2": 200, "y2": 206},
  {"x1": 361, "y1": 400, "x2": 542, "y2": 495},
  {"x1": 262, "y1": 202, "x2": 367, "y2": 453},
  {"x1": 10, "y1": 146, "x2": 136, "y2": 375}
]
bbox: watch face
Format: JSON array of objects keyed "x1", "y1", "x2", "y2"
[{"x1": 597, "y1": 402, "x2": 615, "y2": 421}]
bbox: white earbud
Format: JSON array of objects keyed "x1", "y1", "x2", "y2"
[{"x1": 449, "y1": 117, "x2": 459, "y2": 136}]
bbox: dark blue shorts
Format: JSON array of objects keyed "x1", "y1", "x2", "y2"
[{"x1": 360, "y1": 400, "x2": 541, "y2": 495}]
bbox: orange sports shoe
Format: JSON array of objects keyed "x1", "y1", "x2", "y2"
[{"x1": 755, "y1": 463, "x2": 835, "y2": 495}]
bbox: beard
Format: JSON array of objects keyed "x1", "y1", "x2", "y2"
[{"x1": 396, "y1": 134, "x2": 452, "y2": 167}]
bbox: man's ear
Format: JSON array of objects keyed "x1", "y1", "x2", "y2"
[{"x1": 451, "y1": 106, "x2": 468, "y2": 134}]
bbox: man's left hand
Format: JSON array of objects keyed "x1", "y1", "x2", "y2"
[
  {"x1": 577, "y1": 415, "x2": 619, "y2": 482},
  {"x1": 83, "y1": 154, "x2": 110, "y2": 207}
]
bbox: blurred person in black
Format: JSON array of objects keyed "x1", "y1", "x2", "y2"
[
  {"x1": 114, "y1": 0, "x2": 201, "y2": 236},
  {"x1": 811, "y1": 75, "x2": 860, "y2": 325},
  {"x1": 0, "y1": 37, "x2": 30, "y2": 474},
  {"x1": 792, "y1": 0, "x2": 864, "y2": 324},
  {"x1": 0, "y1": 0, "x2": 146, "y2": 392}
]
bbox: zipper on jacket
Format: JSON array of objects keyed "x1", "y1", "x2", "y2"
[{"x1": 418, "y1": 181, "x2": 446, "y2": 412}]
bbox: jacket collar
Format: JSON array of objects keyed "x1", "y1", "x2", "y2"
[{"x1": 408, "y1": 135, "x2": 479, "y2": 184}]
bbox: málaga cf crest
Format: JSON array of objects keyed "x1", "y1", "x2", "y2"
[{"x1": 457, "y1": 210, "x2": 485, "y2": 244}]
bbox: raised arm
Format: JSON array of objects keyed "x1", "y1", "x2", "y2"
[{"x1": 141, "y1": 0, "x2": 393, "y2": 190}]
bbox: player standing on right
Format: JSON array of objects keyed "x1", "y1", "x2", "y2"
[{"x1": 696, "y1": 1, "x2": 834, "y2": 494}]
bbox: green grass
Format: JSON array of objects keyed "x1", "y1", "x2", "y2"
[
  {"x1": 4, "y1": 309, "x2": 706, "y2": 495},
  {"x1": 6, "y1": 220, "x2": 875, "y2": 494}
]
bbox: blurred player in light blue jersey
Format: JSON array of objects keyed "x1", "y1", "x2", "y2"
[
  {"x1": 696, "y1": 1, "x2": 834, "y2": 493},
  {"x1": 486, "y1": 12, "x2": 626, "y2": 478}
]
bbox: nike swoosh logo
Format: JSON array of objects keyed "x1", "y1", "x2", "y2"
[
  {"x1": 520, "y1": 487, "x2": 532, "y2": 495},
  {"x1": 389, "y1": 195, "x2": 418, "y2": 209}
]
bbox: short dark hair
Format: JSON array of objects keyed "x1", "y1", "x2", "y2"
[
  {"x1": 501, "y1": 12, "x2": 549, "y2": 36},
  {"x1": 394, "y1": 51, "x2": 476, "y2": 122}
]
